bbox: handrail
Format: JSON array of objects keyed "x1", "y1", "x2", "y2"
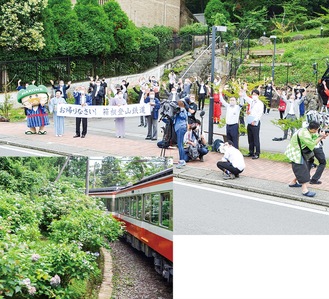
[{"x1": 180, "y1": 35, "x2": 221, "y2": 79}]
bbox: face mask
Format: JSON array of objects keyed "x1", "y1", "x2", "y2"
[
  {"x1": 172, "y1": 91, "x2": 176, "y2": 94},
  {"x1": 150, "y1": 95, "x2": 155, "y2": 99},
  {"x1": 252, "y1": 95, "x2": 258, "y2": 100},
  {"x1": 118, "y1": 95, "x2": 123, "y2": 99}
]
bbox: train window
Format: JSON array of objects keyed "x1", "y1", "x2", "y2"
[
  {"x1": 151, "y1": 193, "x2": 160, "y2": 224},
  {"x1": 119, "y1": 198, "x2": 125, "y2": 214},
  {"x1": 131, "y1": 197, "x2": 137, "y2": 218},
  {"x1": 160, "y1": 192, "x2": 171, "y2": 228},
  {"x1": 124, "y1": 197, "x2": 130, "y2": 215},
  {"x1": 144, "y1": 194, "x2": 151, "y2": 222},
  {"x1": 115, "y1": 198, "x2": 119, "y2": 212},
  {"x1": 137, "y1": 195, "x2": 142, "y2": 219}
]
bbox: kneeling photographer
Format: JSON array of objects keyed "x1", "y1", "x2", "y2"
[{"x1": 184, "y1": 119, "x2": 209, "y2": 162}]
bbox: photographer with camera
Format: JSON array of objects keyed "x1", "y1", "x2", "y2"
[
  {"x1": 175, "y1": 99, "x2": 188, "y2": 168},
  {"x1": 184, "y1": 120, "x2": 209, "y2": 162},
  {"x1": 285, "y1": 121, "x2": 328, "y2": 197}
]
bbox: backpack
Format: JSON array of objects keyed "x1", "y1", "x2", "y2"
[
  {"x1": 188, "y1": 145, "x2": 199, "y2": 160},
  {"x1": 212, "y1": 139, "x2": 224, "y2": 152}
]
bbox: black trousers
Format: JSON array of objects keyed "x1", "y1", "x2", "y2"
[
  {"x1": 311, "y1": 147, "x2": 326, "y2": 181},
  {"x1": 217, "y1": 161, "x2": 243, "y2": 176},
  {"x1": 226, "y1": 123, "x2": 239, "y2": 149},
  {"x1": 198, "y1": 94, "x2": 206, "y2": 110},
  {"x1": 76, "y1": 117, "x2": 87, "y2": 136},
  {"x1": 247, "y1": 122, "x2": 261, "y2": 155}
]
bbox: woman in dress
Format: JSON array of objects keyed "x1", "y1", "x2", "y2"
[
  {"x1": 112, "y1": 90, "x2": 127, "y2": 138},
  {"x1": 49, "y1": 90, "x2": 67, "y2": 136}
]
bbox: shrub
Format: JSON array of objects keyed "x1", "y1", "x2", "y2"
[
  {"x1": 0, "y1": 192, "x2": 43, "y2": 240},
  {"x1": 49, "y1": 209, "x2": 124, "y2": 252},
  {"x1": 179, "y1": 23, "x2": 208, "y2": 36},
  {"x1": 303, "y1": 19, "x2": 322, "y2": 30},
  {"x1": 0, "y1": 235, "x2": 99, "y2": 298}
]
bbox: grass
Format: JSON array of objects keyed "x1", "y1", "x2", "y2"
[{"x1": 240, "y1": 35, "x2": 329, "y2": 86}]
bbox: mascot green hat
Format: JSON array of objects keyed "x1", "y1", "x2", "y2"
[{"x1": 17, "y1": 85, "x2": 49, "y2": 103}]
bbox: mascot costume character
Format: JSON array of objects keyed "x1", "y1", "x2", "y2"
[{"x1": 17, "y1": 85, "x2": 50, "y2": 135}]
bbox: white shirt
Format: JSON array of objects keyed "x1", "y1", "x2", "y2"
[
  {"x1": 219, "y1": 94, "x2": 241, "y2": 125},
  {"x1": 243, "y1": 94, "x2": 264, "y2": 123},
  {"x1": 222, "y1": 146, "x2": 245, "y2": 171}
]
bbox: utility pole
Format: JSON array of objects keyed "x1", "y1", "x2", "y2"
[{"x1": 208, "y1": 25, "x2": 227, "y2": 145}]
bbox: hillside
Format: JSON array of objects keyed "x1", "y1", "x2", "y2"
[{"x1": 238, "y1": 36, "x2": 329, "y2": 87}]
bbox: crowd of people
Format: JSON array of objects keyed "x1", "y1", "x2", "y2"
[{"x1": 15, "y1": 72, "x2": 329, "y2": 197}]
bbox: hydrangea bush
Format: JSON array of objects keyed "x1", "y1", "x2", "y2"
[{"x1": 0, "y1": 181, "x2": 124, "y2": 298}]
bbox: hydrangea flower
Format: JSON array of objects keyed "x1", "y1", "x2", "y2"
[
  {"x1": 31, "y1": 253, "x2": 41, "y2": 262},
  {"x1": 28, "y1": 286, "x2": 36, "y2": 295},
  {"x1": 50, "y1": 274, "x2": 61, "y2": 287}
]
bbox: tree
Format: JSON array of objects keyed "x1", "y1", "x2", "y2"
[
  {"x1": 271, "y1": 13, "x2": 292, "y2": 43},
  {"x1": 234, "y1": 7, "x2": 268, "y2": 38},
  {"x1": 281, "y1": 0, "x2": 309, "y2": 31},
  {"x1": 204, "y1": 0, "x2": 230, "y2": 27},
  {"x1": 98, "y1": 157, "x2": 128, "y2": 187},
  {"x1": 0, "y1": 0, "x2": 47, "y2": 51},
  {"x1": 103, "y1": 0, "x2": 141, "y2": 54},
  {"x1": 43, "y1": 0, "x2": 83, "y2": 56},
  {"x1": 74, "y1": 0, "x2": 116, "y2": 56}
]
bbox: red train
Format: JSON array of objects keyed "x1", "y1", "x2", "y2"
[{"x1": 88, "y1": 168, "x2": 173, "y2": 282}]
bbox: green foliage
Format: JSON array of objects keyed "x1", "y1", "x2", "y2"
[
  {"x1": 0, "y1": 235, "x2": 99, "y2": 298},
  {"x1": 179, "y1": 23, "x2": 208, "y2": 35},
  {"x1": 271, "y1": 14, "x2": 292, "y2": 43},
  {"x1": 271, "y1": 116, "x2": 305, "y2": 131},
  {"x1": 139, "y1": 27, "x2": 160, "y2": 48},
  {"x1": 0, "y1": 191, "x2": 42, "y2": 240},
  {"x1": 234, "y1": 6, "x2": 268, "y2": 38},
  {"x1": 0, "y1": 157, "x2": 125, "y2": 299},
  {"x1": 44, "y1": 0, "x2": 82, "y2": 56},
  {"x1": 74, "y1": 0, "x2": 116, "y2": 55},
  {"x1": 204, "y1": 0, "x2": 230, "y2": 27},
  {"x1": 282, "y1": 0, "x2": 309, "y2": 31},
  {"x1": 103, "y1": 0, "x2": 141, "y2": 54},
  {"x1": 0, "y1": 94, "x2": 13, "y2": 119},
  {"x1": 0, "y1": 0, "x2": 47, "y2": 51},
  {"x1": 50, "y1": 209, "x2": 124, "y2": 251}
]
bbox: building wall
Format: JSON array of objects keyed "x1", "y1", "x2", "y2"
[
  {"x1": 71, "y1": 0, "x2": 184, "y2": 31},
  {"x1": 117, "y1": 0, "x2": 181, "y2": 30}
]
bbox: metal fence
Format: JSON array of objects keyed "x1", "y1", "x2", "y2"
[
  {"x1": 0, "y1": 34, "x2": 207, "y2": 92},
  {"x1": 227, "y1": 29, "x2": 251, "y2": 79}
]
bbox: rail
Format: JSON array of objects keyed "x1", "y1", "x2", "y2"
[{"x1": 180, "y1": 35, "x2": 221, "y2": 80}]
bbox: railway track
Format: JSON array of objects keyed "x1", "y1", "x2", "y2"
[{"x1": 110, "y1": 239, "x2": 173, "y2": 299}]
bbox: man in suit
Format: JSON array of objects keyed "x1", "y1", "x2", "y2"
[
  {"x1": 195, "y1": 76, "x2": 208, "y2": 111},
  {"x1": 90, "y1": 78, "x2": 105, "y2": 105},
  {"x1": 73, "y1": 86, "x2": 92, "y2": 138},
  {"x1": 50, "y1": 79, "x2": 71, "y2": 100}
]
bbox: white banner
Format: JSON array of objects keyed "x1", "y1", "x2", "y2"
[{"x1": 57, "y1": 103, "x2": 151, "y2": 118}]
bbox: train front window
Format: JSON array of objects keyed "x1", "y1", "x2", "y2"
[{"x1": 151, "y1": 193, "x2": 160, "y2": 224}]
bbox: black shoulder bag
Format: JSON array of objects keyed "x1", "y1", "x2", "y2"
[{"x1": 296, "y1": 130, "x2": 315, "y2": 161}]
